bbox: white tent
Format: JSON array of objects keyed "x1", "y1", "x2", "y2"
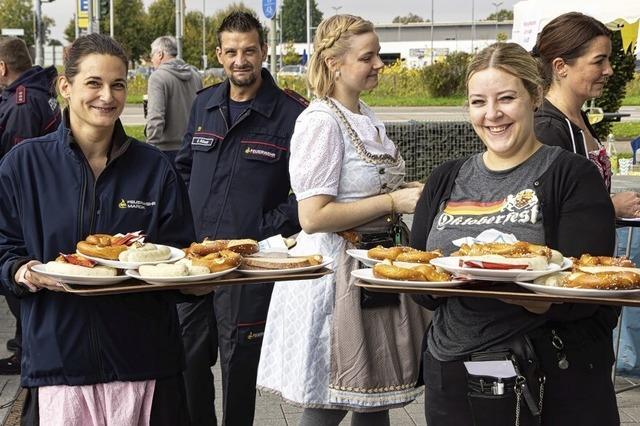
[{"x1": 512, "y1": 0, "x2": 640, "y2": 53}]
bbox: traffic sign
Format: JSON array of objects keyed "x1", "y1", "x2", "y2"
[{"x1": 262, "y1": 0, "x2": 276, "y2": 20}]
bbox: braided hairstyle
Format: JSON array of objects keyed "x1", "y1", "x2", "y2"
[{"x1": 308, "y1": 14, "x2": 374, "y2": 97}]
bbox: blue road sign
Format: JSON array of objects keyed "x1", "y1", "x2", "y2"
[
  {"x1": 80, "y1": 0, "x2": 88, "y2": 11},
  {"x1": 262, "y1": 0, "x2": 276, "y2": 20}
]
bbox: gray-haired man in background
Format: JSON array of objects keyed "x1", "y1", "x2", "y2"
[{"x1": 146, "y1": 36, "x2": 202, "y2": 161}]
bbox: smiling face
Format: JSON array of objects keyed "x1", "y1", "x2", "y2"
[
  {"x1": 332, "y1": 31, "x2": 384, "y2": 97},
  {"x1": 58, "y1": 54, "x2": 127, "y2": 131},
  {"x1": 468, "y1": 67, "x2": 539, "y2": 166},
  {"x1": 216, "y1": 30, "x2": 267, "y2": 90},
  {"x1": 559, "y1": 35, "x2": 613, "y2": 101}
]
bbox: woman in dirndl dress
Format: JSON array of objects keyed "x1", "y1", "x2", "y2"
[{"x1": 256, "y1": 14, "x2": 431, "y2": 426}]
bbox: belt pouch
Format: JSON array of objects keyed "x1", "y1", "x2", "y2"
[{"x1": 356, "y1": 234, "x2": 399, "y2": 309}]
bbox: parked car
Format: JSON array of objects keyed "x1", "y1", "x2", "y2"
[
  {"x1": 127, "y1": 66, "x2": 153, "y2": 80},
  {"x1": 277, "y1": 65, "x2": 307, "y2": 78}
]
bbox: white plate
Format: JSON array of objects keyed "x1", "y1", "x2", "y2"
[
  {"x1": 514, "y1": 280, "x2": 640, "y2": 298},
  {"x1": 237, "y1": 257, "x2": 333, "y2": 276},
  {"x1": 351, "y1": 268, "x2": 467, "y2": 288},
  {"x1": 30, "y1": 264, "x2": 130, "y2": 286},
  {"x1": 346, "y1": 249, "x2": 380, "y2": 267},
  {"x1": 77, "y1": 245, "x2": 185, "y2": 269},
  {"x1": 125, "y1": 266, "x2": 238, "y2": 285},
  {"x1": 429, "y1": 257, "x2": 572, "y2": 282}
]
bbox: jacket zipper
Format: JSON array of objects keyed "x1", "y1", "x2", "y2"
[
  {"x1": 212, "y1": 107, "x2": 250, "y2": 237},
  {"x1": 77, "y1": 162, "x2": 87, "y2": 240}
]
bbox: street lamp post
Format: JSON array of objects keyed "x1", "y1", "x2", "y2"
[
  {"x1": 331, "y1": 6, "x2": 342, "y2": 15},
  {"x1": 492, "y1": 1, "x2": 503, "y2": 32},
  {"x1": 202, "y1": 0, "x2": 207, "y2": 70},
  {"x1": 470, "y1": 0, "x2": 475, "y2": 52},
  {"x1": 430, "y1": 0, "x2": 434, "y2": 65}
]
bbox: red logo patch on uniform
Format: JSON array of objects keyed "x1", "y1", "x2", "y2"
[{"x1": 15, "y1": 86, "x2": 26, "y2": 105}]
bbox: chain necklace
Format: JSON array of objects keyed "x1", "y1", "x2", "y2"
[{"x1": 320, "y1": 97, "x2": 399, "y2": 166}]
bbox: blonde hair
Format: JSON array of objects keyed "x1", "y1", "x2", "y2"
[
  {"x1": 467, "y1": 42, "x2": 544, "y2": 105},
  {"x1": 307, "y1": 14, "x2": 375, "y2": 97}
]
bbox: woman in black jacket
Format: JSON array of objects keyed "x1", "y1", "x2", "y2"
[
  {"x1": 0, "y1": 34, "x2": 196, "y2": 425},
  {"x1": 533, "y1": 11, "x2": 640, "y2": 218},
  {"x1": 411, "y1": 42, "x2": 618, "y2": 426}
]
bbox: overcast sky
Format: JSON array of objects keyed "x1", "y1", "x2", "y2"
[{"x1": 42, "y1": 0, "x2": 519, "y2": 43}]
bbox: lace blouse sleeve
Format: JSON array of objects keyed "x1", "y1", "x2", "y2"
[{"x1": 289, "y1": 110, "x2": 344, "y2": 201}]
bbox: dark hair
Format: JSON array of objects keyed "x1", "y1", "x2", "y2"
[
  {"x1": 0, "y1": 37, "x2": 32, "y2": 74},
  {"x1": 64, "y1": 33, "x2": 128, "y2": 82},
  {"x1": 216, "y1": 11, "x2": 265, "y2": 47},
  {"x1": 467, "y1": 42, "x2": 544, "y2": 106},
  {"x1": 532, "y1": 12, "x2": 611, "y2": 89}
]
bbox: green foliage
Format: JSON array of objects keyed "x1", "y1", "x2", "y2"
[
  {"x1": 421, "y1": 52, "x2": 471, "y2": 97},
  {"x1": 392, "y1": 13, "x2": 426, "y2": 24},
  {"x1": 112, "y1": 0, "x2": 150, "y2": 64},
  {"x1": 280, "y1": 0, "x2": 322, "y2": 43},
  {"x1": 485, "y1": 9, "x2": 513, "y2": 21},
  {"x1": 496, "y1": 32, "x2": 508, "y2": 42},
  {"x1": 0, "y1": 0, "x2": 54, "y2": 46},
  {"x1": 282, "y1": 41, "x2": 300, "y2": 65},
  {"x1": 592, "y1": 32, "x2": 637, "y2": 139},
  {"x1": 63, "y1": 18, "x2": 76, "y2": 43},
  {"x1": 611, "y1": 122, "x2": 640, "y2": 140},
  {"x1": 146, "y1": 0, "x2": 175, "y2": 41}
]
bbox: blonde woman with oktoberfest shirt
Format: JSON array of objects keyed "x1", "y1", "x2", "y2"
[{"x1": 257, "y1": 14, "x2": 430, "y2": 426}]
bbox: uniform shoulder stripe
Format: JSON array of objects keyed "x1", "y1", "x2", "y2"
[{"x1": 283, "y1": 89, "x2": 309, "y2": 108}]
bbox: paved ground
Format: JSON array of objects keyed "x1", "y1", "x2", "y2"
[{"x1": 2, "y1": 296, "x2": 640, "y2": 425}]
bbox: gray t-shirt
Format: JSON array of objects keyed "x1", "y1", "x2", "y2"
[{"x1": 425, "y1": 145, "x2": 561, "y2": 361}]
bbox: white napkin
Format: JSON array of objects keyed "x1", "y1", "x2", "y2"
[
  {"x1": 256, "y1": 234, "x2": 290, "y2": 257},
  {"x1": 452, "y1": 229, "x2": 518, "y2": 247}
]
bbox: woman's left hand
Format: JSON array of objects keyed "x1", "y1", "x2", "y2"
[
  {"x1": 498, "y1": 298, "x2": 559, "y2": 314},
  {"x1": 612, "y1": 191, "x2": 640, "y2": 218}
]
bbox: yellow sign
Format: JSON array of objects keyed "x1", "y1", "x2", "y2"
[{"x1": 607, "y1": 18, "x2": 639, "y2": 54}]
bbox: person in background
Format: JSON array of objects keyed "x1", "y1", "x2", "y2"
[
  {"x1": 411, "y1": 42, "x2": 618, "y2": 425},
  {"x1": 533, "y1": 11, "x2": 640, "y2": 382},
  {"x1": 0, "y1": 36, "x2": 61, "y2": 375},
  {"x1": 533, "y1": 12, "x2": 640, "y2": 218},
  {"x1": 257, "y1": 14, "x2": 429, "y2": 426},
  {"x1": 175, "y1": 11, "x2": 306, "y2": 426},
  {"x1": 0, "y1": 33, "x2": 195, "y2": 425},
  {"x1": 146, "y1": 35, "x2": 202, "y2": 161}
]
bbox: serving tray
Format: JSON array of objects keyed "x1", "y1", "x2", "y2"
[
  {"x1": 61, "y1": 268, "x2": 333, "y2": 296},
  {"x1": 355, "y1": 280, "x2": 640, "y2": 307}
]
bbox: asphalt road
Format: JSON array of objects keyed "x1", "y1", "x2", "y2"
[{"x1": 120, "y1": 104, "x2": 640, "y2": 126}]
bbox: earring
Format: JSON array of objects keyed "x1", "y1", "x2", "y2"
[{"x1": 335, "y1": 70, "x2": 341, "y2": 78}]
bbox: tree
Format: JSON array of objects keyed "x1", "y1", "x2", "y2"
[
  {"x1": 593, "y1": 31, "x2": 637, "y2": 139},
  {"x1": 112, "y1": 0, "x2": 149, "y2": 64},
  {"x1": 282, "y1": 41, "x2": 299, "y2": 65},
  {"x1": 281, "y1": 0, "x2": 322, "y2": 43},
  {"x1": 392, "y1": 13, "x2": 427, "y2": 24},
  {"x1": 64, "y1": 17, "x2": 76, "y2": 43},
  {"x1": 485, "y1": 9, "x2": 513, "y2": 21},
  {"x1": 0, "y1": 0, "x2": 55, "y2": 47},
  {"x1": 146, "y1": 0, "x2": 175, "y2": 42}
]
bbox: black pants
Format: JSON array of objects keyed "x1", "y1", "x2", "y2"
[
  {"x1": 5, "y1": 293, "x2": 21, "y2": 354},
  {"x1": 20, "y1": 374, "x2": 189, "y2": 426},
  {"x1": 178, "y1": 282, "x2": 273, "y2": 426},
  {"x1": 423, "y1": 330, "x2": 620, "y2": 426}
]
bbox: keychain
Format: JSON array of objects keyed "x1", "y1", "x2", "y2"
[{"x1": 551, "y1": 329, "x2": 569, "y2": 370}]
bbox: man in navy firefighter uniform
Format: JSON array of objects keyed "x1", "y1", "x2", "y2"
[
  {"x1": 175, "y1": 12, "x2": 306, "y2": 426},
  {"x1": 0, "y1": 36, "x2": 60, "y2": 374}
]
